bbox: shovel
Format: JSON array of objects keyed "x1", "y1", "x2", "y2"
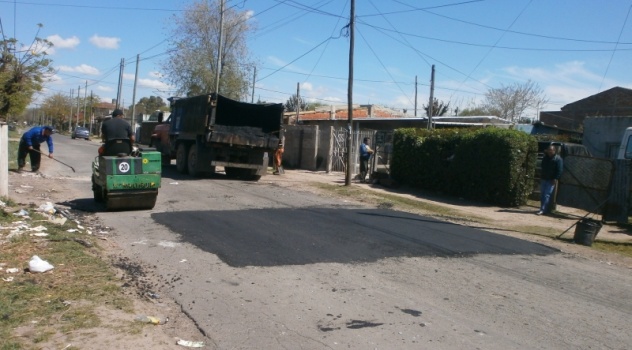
[{"x1": 32, "y1": 149, "x2": 76, "y2": 172}]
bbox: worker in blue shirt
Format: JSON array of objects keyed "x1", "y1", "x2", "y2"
[
  {"x1": 18, "y1": 126, "x2": 54, "y2": 173},
  {"x1": 538, "y1": 145, "x2": 563, "y2": 215},
  {"x1": 359, "y1": 137, "x2": 374, "y2": 183}
]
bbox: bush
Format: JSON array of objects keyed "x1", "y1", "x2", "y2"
[{"x1": 392, "y1": 128, "x2": 537, "y2": 206}]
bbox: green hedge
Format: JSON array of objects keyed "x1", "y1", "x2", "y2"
[{"x1": 391, "y1": 128, "x2": 537, "y2": 206}]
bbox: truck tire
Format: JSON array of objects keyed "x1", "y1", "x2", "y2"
[
  {"x1": 176, "y1": 143, "x2": 188, "y2": 174},
  {"x1": 187, "y1": 146, "x2": 200, "y2": 177}
]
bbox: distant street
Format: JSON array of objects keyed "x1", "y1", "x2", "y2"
[{"x1": 50, "y1": 134, "x2": 632, "y2": 350}]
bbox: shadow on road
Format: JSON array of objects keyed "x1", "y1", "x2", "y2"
[{"x1": 152, "y1": 208, "x2": 558, "y2": 267}]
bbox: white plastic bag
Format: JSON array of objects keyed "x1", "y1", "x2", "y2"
[
  {"x1": 36, "y1": 202, "x2": 56, "y2": 215},
  {"x1": 29, "y1": 255, "x2": 54, "y2": 273}
]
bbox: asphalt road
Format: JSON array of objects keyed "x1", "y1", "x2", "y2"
[{"x1": 51, "y1": 135, "x2": 632, "y2": 350}]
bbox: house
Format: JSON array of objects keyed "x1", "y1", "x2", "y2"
[{"x1": 540, "y1": 86, "x2": 632, "y2": 130}]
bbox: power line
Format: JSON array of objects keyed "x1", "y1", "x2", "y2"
[
  {"x1": 393, "y1": 0, "x2": 632, "y2": 45},
  {"x1": 357, "y1": 20, "x2": 632, "y2": 52},
  {"x1": 451, "y1": 0, "x2": 533, "y2": 100},
  {"x1": 356, "y1": 27, "x2": 414, "y2": 106},
  {"x1": 358, "y1": 0, "x2": 483, "y2": 18},
  {"x1": 599, "y1": 3, "x2": 632, "y2": 92},
  {"x1": 0, "y1": 0, "x2": 185, "y2": 12}
]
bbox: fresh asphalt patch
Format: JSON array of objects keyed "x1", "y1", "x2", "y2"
[{"x1": 152, "y1": 208, "x2": 558, "y2": 267}]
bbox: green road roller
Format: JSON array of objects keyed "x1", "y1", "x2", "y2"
[{"x1": 91, "y1": 144, "x2": 161, "y2": 211}]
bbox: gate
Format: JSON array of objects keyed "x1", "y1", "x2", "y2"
[
  {"x1": 329, "y1": 128, "x2": 376, "y2": 175},
  {"x1": 557, "y1": 155, "x2": 614, "y2": 215}
]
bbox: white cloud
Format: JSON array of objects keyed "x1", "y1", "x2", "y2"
[
  {"x1": 47, "y1": 35, "x2": 80, "y2": 50},
  {"x1": 148, "y1": 71, "x2": 163, "y2": 78},
  {"x1": 138, "y1": 78, "x2": 170, "y2": 90},
  {"x1": 301, "y1": 82, "x2": 313, "y2": 91},
  {"x1": 58, "y1": 64, "x2": 100, "y2": 75},
  {"x1": 97, "y1": 85, "x2": 114, "y2": 92},
  {"x1": 89, "y1": 35, "x2": 120, "y2": 49},
  {"x1": 122, "y1": 72, "x2": 170, "y2": 90}
]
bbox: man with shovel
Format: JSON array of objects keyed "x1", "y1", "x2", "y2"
[{"x1": 17, "y1": 125, "x2": 54, "y2": 173}]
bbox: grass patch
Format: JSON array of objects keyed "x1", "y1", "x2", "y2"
[
  {"x1": 507, "y1": 225, "x2": 562, "y2": 237},
  {"x1": 8, "y1": 140, "x2": 18, "y2": 170},
  {"x1": 311, "y1": 182, "x2": 489, "y2": 224},
  {"x1": 0, "y1": 205, "x2": 133, "y2": 348},
  {"x1": 592, "y1": 241, "x2": 632, "y2": 258}
]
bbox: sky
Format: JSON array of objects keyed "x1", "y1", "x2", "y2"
[{"x1": 2, "y1": 0, "x2": 632, "y2": 119}]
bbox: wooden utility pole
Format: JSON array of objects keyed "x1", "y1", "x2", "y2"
[
  {"x1": 215, "y1": 0, "x2": 225, "y2": 94},
  {"x1": 427, "y1": 64, "x2": 435, "y2": 130},
  {"x1": 116, "y1": 58, "x2": 125, "y2": 109},
  {"x1": 82, "y1": 80, "x2": 88, "y2": 127},
  {"x1": 89, "y1": 91, "x2": 94, "y2": 135},
  {"x1": 76, "y1": 85, "x2": 81, "y2": 127},
  {"x1": 296, "y1": 82, "x2": 300, "y2": 124},
  {"x1": 345, "y1": 0, "x2": 355, "y2": 186},
  {"x1": 131, "y1": 54, "x2": 140, "y2": 129},
  {"x1": 68, "y1": 88, "x2": 73, "y2": 132},
  {"x1": 414, "y1": 75, "x2": 418, "y2": 117}
]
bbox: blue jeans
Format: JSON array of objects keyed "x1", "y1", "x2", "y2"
[{"x1": 540, "y1": 180, "x2": 557, "y2": 213}]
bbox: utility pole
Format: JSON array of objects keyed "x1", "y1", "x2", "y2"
[
  {"x1": 427, "y1": 64, "x2": 435, "y2": 130},
  {"x1": 296, "y1": 82, "x2": 300, "y2": 124},
  {"x1": 414, "y1": 75, "x2": 418, "y2": 117},
  {"x1": 68, "y1": 88, "x2": 73, "y2": 132},
  {"x1": 89, "y1": 91, "x2": 94, "y2": 135},
  {"x1": 251, "y1": 66, "x2": 256, "y2": 103},
  {"x1": 345, "y1": 0, "x2": 355, "y2": 186},
  {"x1": 82, "y1": 80, "x2": 88, "y2": 127},
  {"x1": 116, "y1": 58, "x2": 125, "y2": 109},
  {"x1": 215, "y1": 0, "x2": 225, "y2": 94},
  {"x1": 76, "y1": 85, "x2": 81, "y2": 128},
  {"x1": 131, "y1": 54, "x2": 140, "y2": 129}
]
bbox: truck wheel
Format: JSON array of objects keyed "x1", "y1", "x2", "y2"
[
  {"x1": 188, "y1": 146, "x2": 199, "y2": 177},
  {"x1": 176, "y1": 144, "x2": 188, "y2": 174}
]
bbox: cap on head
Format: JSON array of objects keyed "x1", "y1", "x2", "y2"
[
  {"x1": 43, "y1": 126, "x2": 54, "y2": 133},
  {"x1": 112, "y1": 109, "x2": 124, "y2": 117}
]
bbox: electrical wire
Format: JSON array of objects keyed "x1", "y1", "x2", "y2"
[
  {"x1": 356, "y1": 27, "x2": 414, "y2": 106},
  {"x1": 598, "y1": 3, "x2": 632, "y2": 92},
  {"x1": 393, "y1": 0, "x2": 632, "y2": 45}
]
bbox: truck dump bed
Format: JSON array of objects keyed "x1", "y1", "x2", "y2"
[{"x1": 172, "y1": 94, "x2": 283, "y2": 149}]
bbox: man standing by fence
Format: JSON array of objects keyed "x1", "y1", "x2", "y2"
[
  {"x1": 538, "y1": 145, "x2": 563, "y2": 215},
  {"x1": 359, "y1": 137, "x2": 374, "y2": 183}
]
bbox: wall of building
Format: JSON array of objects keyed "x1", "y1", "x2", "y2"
[
  {"x1": 583, "y1": 116, "x2": 632, "y2": 158},
  {"x1": 283, "y1": 125, "x2": 319, "y2": 170}
]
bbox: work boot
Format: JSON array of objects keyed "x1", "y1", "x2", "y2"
[
  {"x1": 31, "y1": 167, "x2": 39, "y2": 172},
  {"x1": 17, "y1": 167, "x2": 24, "y2": 173}
]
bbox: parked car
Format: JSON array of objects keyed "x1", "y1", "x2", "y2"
[{"x1": 72, "y1": 126, "x2": 90, "y2": 140}]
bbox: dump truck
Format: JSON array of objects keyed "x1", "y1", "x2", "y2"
[
  {"x1": 92, "y1": 145, "x2": 162, "y2": 210},
  {"x1": 151, "y1": 93, "x2": 283, "y2": 180}
]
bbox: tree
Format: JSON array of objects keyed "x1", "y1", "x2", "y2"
[
  {"x1": 459, "y1": 106, "x2": 494, "y2": 116},
  {"x1": 41, "y1": 93, "x2": 72, "y2": 128},
  {"x1": 163, "y1": 0, "x2": 254, "y2": 100},
  {"x1": 284, "y1": 94, "x2": 307, "y2": 112},
  {"x1": 130, "y1": 96, "x2": 168, "y2": 115},
  {"x1": 423, "y1": 98, "x2": 450, "y2": 116},
  {"x1": 0, "y1": 24, "x2": 54, "y2": 120},
  {"x1": 483, "y1": 80, "x2": 548, "y2": 122}
]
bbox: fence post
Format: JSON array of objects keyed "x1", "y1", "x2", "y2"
[
  {"x1": 327, "y1": 126, "x2": 334, "y2": 173},
  {"x1": 0, "y1": 123, "x2": 8, "y2": 197}
]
